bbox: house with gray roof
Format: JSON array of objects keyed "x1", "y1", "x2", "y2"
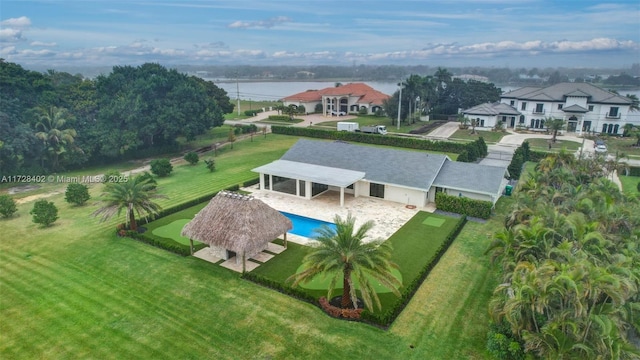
[
  {"x1": 252, "y1": 139, "x2": 507, "y2": 207},
  {"x1": 500, "y1": 82, "x2": 634, "y2": 135}
]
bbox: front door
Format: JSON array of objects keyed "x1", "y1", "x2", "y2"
[
  {"x1": 510, "y1": 117, "x2": 515, "y2": 128},
  {"x1": 567, "y1": 121, "x2": 577, "y2": 132}
]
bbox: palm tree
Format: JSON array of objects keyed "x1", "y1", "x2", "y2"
[
  {"x1": 625, "y1": 94, "x2": 639, "y2": 112},
  {"x1": 289, "y1": 213, "x2": 401, "y2": 312},
  {"x1": 92, "y1": 177, "x2": 167, "y2": 231},
  {"x1": 545, "y1": 118, "x2": 566, "y2": 143},
  {"x1": 34, "y1": 106, "x2": 78, "y2": 171}
]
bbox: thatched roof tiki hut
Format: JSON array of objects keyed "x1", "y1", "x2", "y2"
[{"x1": 181, "y1": 191, "x2": 293, "y2": 272}]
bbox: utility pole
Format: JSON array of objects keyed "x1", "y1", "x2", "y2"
[
  {"x1": 236, "y1": 74, "x2": 240, "y2": 116},
  {"x1": 397, "y1": 81, "x2": 403, "y2": 130}
]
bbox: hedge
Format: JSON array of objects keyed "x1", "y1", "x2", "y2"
[
  {"x1": 271, "y1": 126, "x2": 469, "y2": 154},
  {"x1": 435, "y1": 192, "x2": 492, "y2": 219},
  {"x1": 629, "y1": 166, "x2": 640, "y2": 177},
  {"x1": 241, "y1": 272, "x2": 317, "y2": 304},
  {"x1": 359, "y1": 215, "x2": 468, "y2": 327},
  {"x1": 268, "y1": 115, "x2": 292, "y2": 121}
]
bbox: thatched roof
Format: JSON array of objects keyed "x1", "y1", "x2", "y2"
[{"x1": 181, "y1": 191, "x2": 292, "y2": 255}]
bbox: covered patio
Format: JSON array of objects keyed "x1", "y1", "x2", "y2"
[{"x1": 252, "y1": 160, "x2": 365, "y2": 207}]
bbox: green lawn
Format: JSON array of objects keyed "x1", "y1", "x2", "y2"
[
  {"x1": 0, "y1": 133, "x2": 502, "y2": 359},
  {"x1": 449, "y1": 129, "x2": 507, "y2": 143},
  {"x1": 599, "y1": 136, "x2": 640, "y2": 157},
  {"x1": 525, "y1": 137, "x2": 581, "y2": 152},
  {"x1": 252, "y1": 211, "x2": 459, "y2": 313},
  {"x1": 620, "y1": 175, "x2": 640, "y2": 196}
]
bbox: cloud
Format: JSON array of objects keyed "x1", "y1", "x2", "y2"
[
  {"x1": 1, "y1": 16, "x2": 31, "y2": 27},
  {"x1": 0, "y1": 28, "x2": 24, "y2": 42},
  {"x1": 30, "y1": 41, "x2": 57, "y2": 47},
  {"x1": 228, "y1": 16, "x2": 292, "y2": 29}
]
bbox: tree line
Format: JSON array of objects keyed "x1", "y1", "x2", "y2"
[
  {"x1": 486, "y1": 150, "x2": 640, "y2": 359},
  {"x1": 0, "y1": 60, "x2": 233, "y2": 176},
  {"x1": 383, "y1": 68, "x2": 503, "y2": 123}
]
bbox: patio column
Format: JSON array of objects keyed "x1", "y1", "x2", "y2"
[
  {"x1": 259, "y1": 173, "x2": 265, "y2": 190},
  {"x1": 340, "y1": 186, "x2": 345, "y2": 207},
  {"x1": 269, "y1": 174, "x2": 273, "y2": 191},
  {"x1": 295, "y1": 178, "x2": 300, "y2": 197}
]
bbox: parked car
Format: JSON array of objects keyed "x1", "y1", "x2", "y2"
[
  {"x1": 595, "y1": 144, "x2": 608, "y2": 153},
  {"x1": 594, "y1": 139, "x2": 605, "y2": 147},
  {"x1": 330, "y1": 110, "x2": 346, "y2": 116}
]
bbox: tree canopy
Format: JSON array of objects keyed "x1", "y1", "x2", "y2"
[{"x1": 0, "y1": 60, "x2": 233, "y2": 175}]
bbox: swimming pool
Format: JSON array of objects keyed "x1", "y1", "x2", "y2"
[{"x1": 280, "y1": 211, "x2": 337, "y2": 238}]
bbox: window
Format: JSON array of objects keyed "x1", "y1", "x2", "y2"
[
  {"x1": 299, "y1": 180, "x2": 306, "y2": 197},
  {"x1": 588, "y1": 105, "x2": 594, "y2": 111},
  {"x1": 521, "y1": 102, "x2": 527, "y2": 111},
  {"x1": 608, "y1": 107, "x2": 619, "y2": 118},
  {"x1": 535, "y1": 103, "x2": 544, "y2": 113},
  {"x1": 519, "y1": 115, "x2": 525, "y2": 124},
  {"x1": 510, "y1": 100, "x2": 515, "y2": 106},
  {"x1": 557, "y1": 104, "x2": 563, "y2": 110},
  {"x1": 369, "y1": 183, "x2": 385, "y2": 198}
]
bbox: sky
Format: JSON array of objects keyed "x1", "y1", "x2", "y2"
[{"x1": 1, "y1": 0, "x2": 639, "y2": 69}]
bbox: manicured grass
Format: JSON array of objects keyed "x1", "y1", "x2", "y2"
[
  {"x1": 450, "y1": 129, "x2": 507, "y2": 143},
  {"x1": 525, "y1": 137, "x2": 581, "y2": 151},
  {"x1": 620, "y1": 175, "x2": 640, "y2": 196},
  {"x1": 0, "y1": 133, "x2": 501, "y2": 359},
  {"x1": 600, "y1": 136, "x2": 640, "y2": 157},
  {"x1": 252, "y1": 211, "x2": 459, "y2": 312}
]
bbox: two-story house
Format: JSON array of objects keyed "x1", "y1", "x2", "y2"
[
  {"x1": 282, "y1": 83, "x2": 390, "y2": 116},
  {"x1": 462, "y1": 83, "x2": 635, "y2": 135}
]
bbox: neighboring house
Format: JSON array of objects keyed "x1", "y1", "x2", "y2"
[
  {"x1": 462, "y1": 82, "x2": 634, "y2": 135},
  {"x1": 282, "y1": 83, "x2": 390, "y2": 116},
  {"x1": 252, "y1": 139, "x2": 508, "y2": 208}
]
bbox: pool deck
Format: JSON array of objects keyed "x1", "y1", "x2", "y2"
[{"x1": 244, "y1": 185, "x2": 435, "y2": 245}]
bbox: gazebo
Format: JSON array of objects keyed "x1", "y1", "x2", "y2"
[{"x1": 181, "y1": 191, "x2": 292, "y2": 272}]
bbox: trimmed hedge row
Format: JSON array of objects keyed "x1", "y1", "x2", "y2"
[
  {"x1": 268, "y1": 115, "x2": 292, "y2": 121},
  {"x1": 242, "y1": 178, "x2": 260, "y2": 187},
  {"x1": 360, "y1": 215, "x2": 468, "y2": 327},
  {"x1": 271, "y1": 126, "x2": 469, "y2": 154},
  {"x1": 123, "y1": 230, "x2": 196, "y2": 256},
  {"x1": 241, "y1": 272, "x2": 317, "y2": 304},
  {"x1": 629, "y1": 166, "x2": 640, "y2": 177},
  {"x1": 435, "y1": 192, "x2": 492, "y2": 219}
]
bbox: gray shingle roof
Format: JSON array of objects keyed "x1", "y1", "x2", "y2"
[
  {"x1": 279, "y1": 139, "x2": 448, "y2": 190},
  {"x1": 562, "y1": 104, "x2": 589, "y2": 113},
  {"x1": 432, "y1": 161, "x2": 506, "y2": 195},
  {"x1": 502, "y1": 83, "x2": 631, "y2": 105},
  {"x1": 462, "y1": 102, "x2": 521, "y2": 116}
]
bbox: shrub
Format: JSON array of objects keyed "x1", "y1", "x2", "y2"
[
  {"x1": 30, "y1": 199, "x2": 58, "y2": 227},
  {"x1": 0, "y1": 195, "x2": 18, "y2": 218},
  {"x1": 268, "y1": 115, "x2": 292, "y2": 122},
  {"x1": 241, "y1": 272, "x2": 317, "y2": 304},
  {"x1": 486, "y1": 321, "x2": 525, "y2": 360},
  {"x1": 134, "y1": 171, "x2": 157, "y2": 190},
  {"x1": 64, "y1": 183, "x2": 90, "y2": 206},
  {"x1": 102, "y1": 169, "x2": 123, "y2": 183},
  {"x1": 358, "y1": 107, "x2": 368, "y2": 115},
  {"x1": 637, "y1": 181, "x2": 640, "y2": 192},
  {"x1": 150, "y1": 158, "x2": 173, "y2": 177},
  {"x1": 435, "y1": 192, "x2": 492, "y2": 219},
  {"x1": 507, "y1": 153, "x2": 524, "y2": 180},
  {"x1": 204, "y1": 158, "x2": 216, "y2": 172},
  {"x1": 314, "y1": 103, "x2": 323, "y2": 113},
  {"x1": 244, "y1": 110, "x2": 259, "y2": 116},
  {"x1": 184, "y1": 152, "x2": 199, "y2": 165},
  {"x1": 242, "y1": 178, "x2": 260, "y2": 188}
]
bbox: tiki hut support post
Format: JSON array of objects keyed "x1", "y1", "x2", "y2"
[
  {"x1": 189, "y1": 239, "x2": 194, "y2": 255},
  {"x1": 242, "y1": 252, "x2": 246, "y2": 273},
  {"x1": 284, "y1": 233, "x2": 287, "y2": 249}
]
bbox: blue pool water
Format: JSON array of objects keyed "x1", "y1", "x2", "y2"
[{"x1": 280, "y1": 211, "x2": 337, "y2": 238}]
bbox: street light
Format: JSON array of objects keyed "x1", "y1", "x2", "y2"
[{"x1": 397, "y1": 80, "x2": 405, "y2": 130}]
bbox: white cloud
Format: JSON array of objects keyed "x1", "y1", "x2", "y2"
[
  {"x1": 228, "y1": 16, "x2": 292, "y2": 29},
  {"x1": 30, "y1": 41, "x2": 57, "y2": 47},
  {"x1": 0, "y1": 28, "x2": 24, "y2": 42},
  {"x1": 1, "y1": 16, "x2": 31, "y2": 27}
]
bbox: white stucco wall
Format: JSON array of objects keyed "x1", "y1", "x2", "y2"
[{"x1": 385, "y1": 185, "x2": 427, "y2": 207}]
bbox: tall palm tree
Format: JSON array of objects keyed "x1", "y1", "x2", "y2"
[
  {"x1": 92, "y1": 177, "x2": 167, "y2": 231},
  {"x1": 289, "y1": 213, "x2": 401, "y2": 312},
  {"x1": 34, "y1": 106, "x2": 78, "y2": 171}
]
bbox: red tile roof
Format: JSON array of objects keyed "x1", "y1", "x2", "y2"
[{"x1": 283, "y1": 83, "x2": 390, "y2": 105}]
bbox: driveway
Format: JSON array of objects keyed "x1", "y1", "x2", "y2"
[{"x1": 425, "y1": 121, "x2": 460, "y2": 139}]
